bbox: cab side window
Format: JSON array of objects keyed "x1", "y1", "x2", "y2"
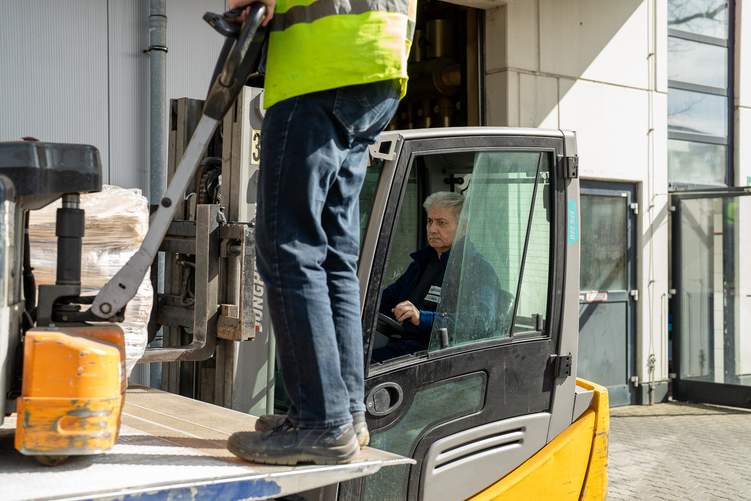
[
  {"x1": 428, "y1": 151, "x2": 552, "y2": 350},
  {"x1": 382, "y1": 171, "x2": 419, "y2": 285}
]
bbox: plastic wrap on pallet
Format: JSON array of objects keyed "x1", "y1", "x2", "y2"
[{"x1": 28, "y1": 185, "x2": 152, "y2": 376}]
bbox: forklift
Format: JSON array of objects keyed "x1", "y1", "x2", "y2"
[{"x1": 0, "y1": 5, "x2": 608, "y2": 500}]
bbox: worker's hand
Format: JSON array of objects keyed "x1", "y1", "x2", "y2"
[
  {"x1": 392, "y1": 301, "x2": 421, "y2": 327},
  {"x1": 228, "y1": 0, "x2": 276, "y2": 27}
]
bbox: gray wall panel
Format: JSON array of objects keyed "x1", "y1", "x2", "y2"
[
  {"x1": 0, "y1": 0, "x2": 110, "y2": 181},
  {"x1": 108, "y1": 0, "x2": 148, "y2": 189},
  {"x1": 166, "y1": 0, "x2": 226, "y2": 101},
  {"x1": 2, "y1": 0, "x2": 227, "y2": 192}
]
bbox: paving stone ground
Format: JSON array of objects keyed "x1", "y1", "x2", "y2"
[{"x1": 607, "y1": 401, "x2": 751, "y2": 500}]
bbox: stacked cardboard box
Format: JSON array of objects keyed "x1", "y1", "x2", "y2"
[{"x1": 29, "y1": 185, "x2": 152, "y2": 376}]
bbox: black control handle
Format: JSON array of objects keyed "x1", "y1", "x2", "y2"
[
  {"x1": 203, "y1": 8, "x2": 245, "y2": 39},
  {"x1": 203, "y1": 4, "x2": 267, "y2": 121}
]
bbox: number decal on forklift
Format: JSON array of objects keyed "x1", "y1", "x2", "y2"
[
  {"x1": 567, "y1": 199, "x2": 578, "y2": 244},
  {"x1": 251, "y1": 129, "x2": 261, "y2": 165}
]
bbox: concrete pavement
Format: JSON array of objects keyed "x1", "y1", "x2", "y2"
[{"x1": 608, "y1": 401, "x2": 751, "y2": 500}]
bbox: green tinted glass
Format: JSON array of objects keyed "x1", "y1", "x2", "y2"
[
  {"x1": 430, "y1": 151, "x2": 550, "y2": 349},
  {"x1": 359, "y1": 158, "x2": 385, "y2": 247},
  {"x1": 362, "y1": 373, "x2": 486, "y2": 501},
  {"x1": 383, "y1": 172, "x2": 419, "y2": 285},
  {"x1": 580, "y1": 195, "x2": 628, "y2": 292}
]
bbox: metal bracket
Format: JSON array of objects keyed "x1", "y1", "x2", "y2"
[
  {"x1": 369, "y1": 138, "x2": 397, "y2": 161},
  {"x1": 550, "y1": 353, "x2": 572, "y2": 379},
  {"x1": 560, "y1": 155, "x2": 578, "y2": 179},
  {"x1": 140, "y1": 204, "x2": 220, "y2": 363},
  {"x1": 217, "y1": 223, "x2": 258, "y2": 341},
  {"x1": 630, "y1": 289, "x2": 639, "y2": 301}
]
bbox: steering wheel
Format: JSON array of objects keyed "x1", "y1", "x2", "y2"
[{"x1": 377, "y1": 313, "x2": 407, "y2": 338}]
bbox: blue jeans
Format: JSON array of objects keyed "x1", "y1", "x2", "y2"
[{"x1": 256, "y1": 80, "x2": 400, "y2": 429}]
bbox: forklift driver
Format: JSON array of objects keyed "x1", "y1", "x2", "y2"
[
  {"x1": 374, "y1": 191, "x2": 510, "y2": 361},
  {"x1": 379, "y1": 191, "x2": 463, "y2": 333},
  {"x1": 373, "y1": 191, "x2": 507, "y2": 361}
]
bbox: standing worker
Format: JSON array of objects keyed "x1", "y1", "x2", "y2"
[{"x1": 226, "y1": 0, "x2": 415, "y2": 465}]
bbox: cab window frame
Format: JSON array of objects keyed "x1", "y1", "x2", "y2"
[{"x1": 363, "y1": 136, "x2": 566, "y2": 377}]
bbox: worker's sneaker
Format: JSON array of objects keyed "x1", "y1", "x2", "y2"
[
  {"x1": 227, "y1": 422, "x2": 359, "y2": 466},
  {"x1": 255, "y1": 412, "x2": 370, "y2": 447}
]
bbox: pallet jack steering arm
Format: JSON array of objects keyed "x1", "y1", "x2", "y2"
[{"x1": 90, "y1": 5, "x2": 267, "y2": 321}]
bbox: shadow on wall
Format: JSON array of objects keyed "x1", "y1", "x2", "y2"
[{"x1": 485, "y1": 0, "x2": 646, "y2": 128}]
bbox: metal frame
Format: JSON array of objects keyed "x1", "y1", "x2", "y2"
[
  {"x1": 579, "y1": 181, "x2": 638, "y2": 406},
  {"x1": 667, "y1": 1, "x2": 735, "y2": 189},
  {"x1": 670, "y1": 188, "x2": 751, "y2": 409},
  {"x1": 0, "y1": 178, "x2": 17, "y2": 425},
  {"x1": 141, "y1": 204, "x2": 220, "y2": 363},
  {"x1": 668, "y1": 29, "x2": 728, "y2": 48},
  {"x1": 363, "y1": 135, "x2": 568, "y2": 375}
]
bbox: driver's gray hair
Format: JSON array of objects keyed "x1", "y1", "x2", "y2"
[{"x1": 423, "y1": 191, "x2": 464, "y2": 217}]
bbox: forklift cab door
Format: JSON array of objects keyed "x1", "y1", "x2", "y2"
[{"x1": 349, "y1": 128, "x2": 580, "y2": 501}]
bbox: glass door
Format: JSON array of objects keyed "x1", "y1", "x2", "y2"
[
  {"x1": 578, "y1": 182, "x2": 637, "y2": 406},
  {"x1": 671, "y1": 188, "x2": 751, "y2": 408}
]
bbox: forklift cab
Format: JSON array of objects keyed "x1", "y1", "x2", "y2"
[{"x1": 347, "y1": 128, "x2": 587, "y2": 500}]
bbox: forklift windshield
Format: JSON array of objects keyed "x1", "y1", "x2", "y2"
[{"x1": 361, "y1": 149, "x2": 553, "y2": 364}]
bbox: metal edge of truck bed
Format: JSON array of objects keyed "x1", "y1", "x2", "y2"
[{"x1": 0, "y1": 387, "x2": 412, "y2": 501}]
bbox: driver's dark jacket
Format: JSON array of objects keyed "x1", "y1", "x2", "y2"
[
  {"x1": 379, "y1": 246, "x2": 448, "y2": 336},
  {"x1": 379, "y1": 240, "x2": 506, "y2": 341}
]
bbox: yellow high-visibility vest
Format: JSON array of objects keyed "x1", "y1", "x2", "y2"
[{"x1": 263, "y1": 0, "x2": 416, "y2": 109}]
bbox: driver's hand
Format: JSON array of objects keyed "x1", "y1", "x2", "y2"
[
  {"x1": 393, "y1": 301, "x2": 420, "y2": 326},
  {"x1": 228, "y1": 0, "x2": 276, "y2": 27}
]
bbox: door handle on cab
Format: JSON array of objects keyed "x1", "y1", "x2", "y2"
[{"x1": 366, "y1": 382, "x2": 403, "y2": 416}]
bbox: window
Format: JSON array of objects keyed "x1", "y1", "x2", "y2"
[
  {"x1": 580, "y1": 195, "x2": 628, "y2": 291},
  {"x1": 383, "y1": 171, "x2": 419, "y2": 285},
  {"x1": 359, "y1": 158, "x2": 385, "y2": 247},
  {"x1": 668, "y1": 0, "x2": 732, "y2": 189},
  {"x1": 429, "y1": 151, "x2": 552, "y2": 349},
  {"x1": 371, "y1": 149, "x2": 553, "y2": 362}
]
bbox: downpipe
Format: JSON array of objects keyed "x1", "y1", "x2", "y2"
[
  {"x1": 141, "y1": 0, "x2": 168, "y2": 387},
  {"x1": 147, "y1": 0, "x2": 168, "y2": 204}
]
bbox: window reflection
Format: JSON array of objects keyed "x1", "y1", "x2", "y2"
[
  {"x1": 668, "y1": 0, "x2": 728, "y2": 39},
  {"x1": 668, "y1": 37, "x2": 726, "y2": 89},
  {"x1": 668, "y1": 140, "x2": 726, "y2": 188},
  {"x1": 668, "y1": 89, "x2": 727, "y2": 138},
  {"x1": 580, "y1": 196, "x2": 628, "y2": 292},
  {"x1": 666, "y1": 1, "x2": 730, "y2": 189}
]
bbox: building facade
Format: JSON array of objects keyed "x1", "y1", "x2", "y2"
[{"x1": 1, "y1": 0, "x2": 748, "y2": 406}]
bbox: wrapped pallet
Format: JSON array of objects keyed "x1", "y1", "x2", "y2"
[{"x1": 28, "y1": 185, "x2": 152, "y2": 376}]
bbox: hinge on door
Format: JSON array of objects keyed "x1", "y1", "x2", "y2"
[
  {"x1": 630, "y1": 289, "x2": 639, "y2": 301},
  {"x1": 559, "y1": 155, "x2": 578, "y2": 179},
  {"x1": 550, "y1": 353, "x2": 572, "y2": 379},
  {"x1": 630, "y1": 202, "x2": 639, "y2": 215},
  {"x1": 630, "y1": 375, "x2": 640, "y2": 387}
]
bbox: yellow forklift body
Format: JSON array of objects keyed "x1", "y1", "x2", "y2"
[
  {"x1": 15, "y1": 326, "x2": 126, "y2": 456},
  {"x1": 469, "y1": 379, "x2": 609, "y2": 501}
]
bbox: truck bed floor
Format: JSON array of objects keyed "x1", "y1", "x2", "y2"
[{"x1": 0, "y1": 387, "x2": 410, "y2": 500}]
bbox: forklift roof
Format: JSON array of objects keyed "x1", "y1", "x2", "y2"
[{"x1": 381, "y1": 126, "x2": 570, "y2": 141}]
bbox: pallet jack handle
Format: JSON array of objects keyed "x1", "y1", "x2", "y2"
[{"x1": 89, "y1": 5, "x2": 267, "y2": 321}]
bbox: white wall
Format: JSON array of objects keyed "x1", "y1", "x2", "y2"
[
  {"x1": 0, "y1": 0, "x2": 226, "y2": 192},
  {"x1": 484, "y1": 0, "x2": 671, "y2": 387}
]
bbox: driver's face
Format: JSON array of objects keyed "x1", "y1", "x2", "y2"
[{"x1": 426, "y1": 206, "x2": 458, "y2": 255}]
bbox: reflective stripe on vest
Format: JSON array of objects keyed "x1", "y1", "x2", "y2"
[{"x1": 271, "y1": 0, "x2": 410, "y2": 31}]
